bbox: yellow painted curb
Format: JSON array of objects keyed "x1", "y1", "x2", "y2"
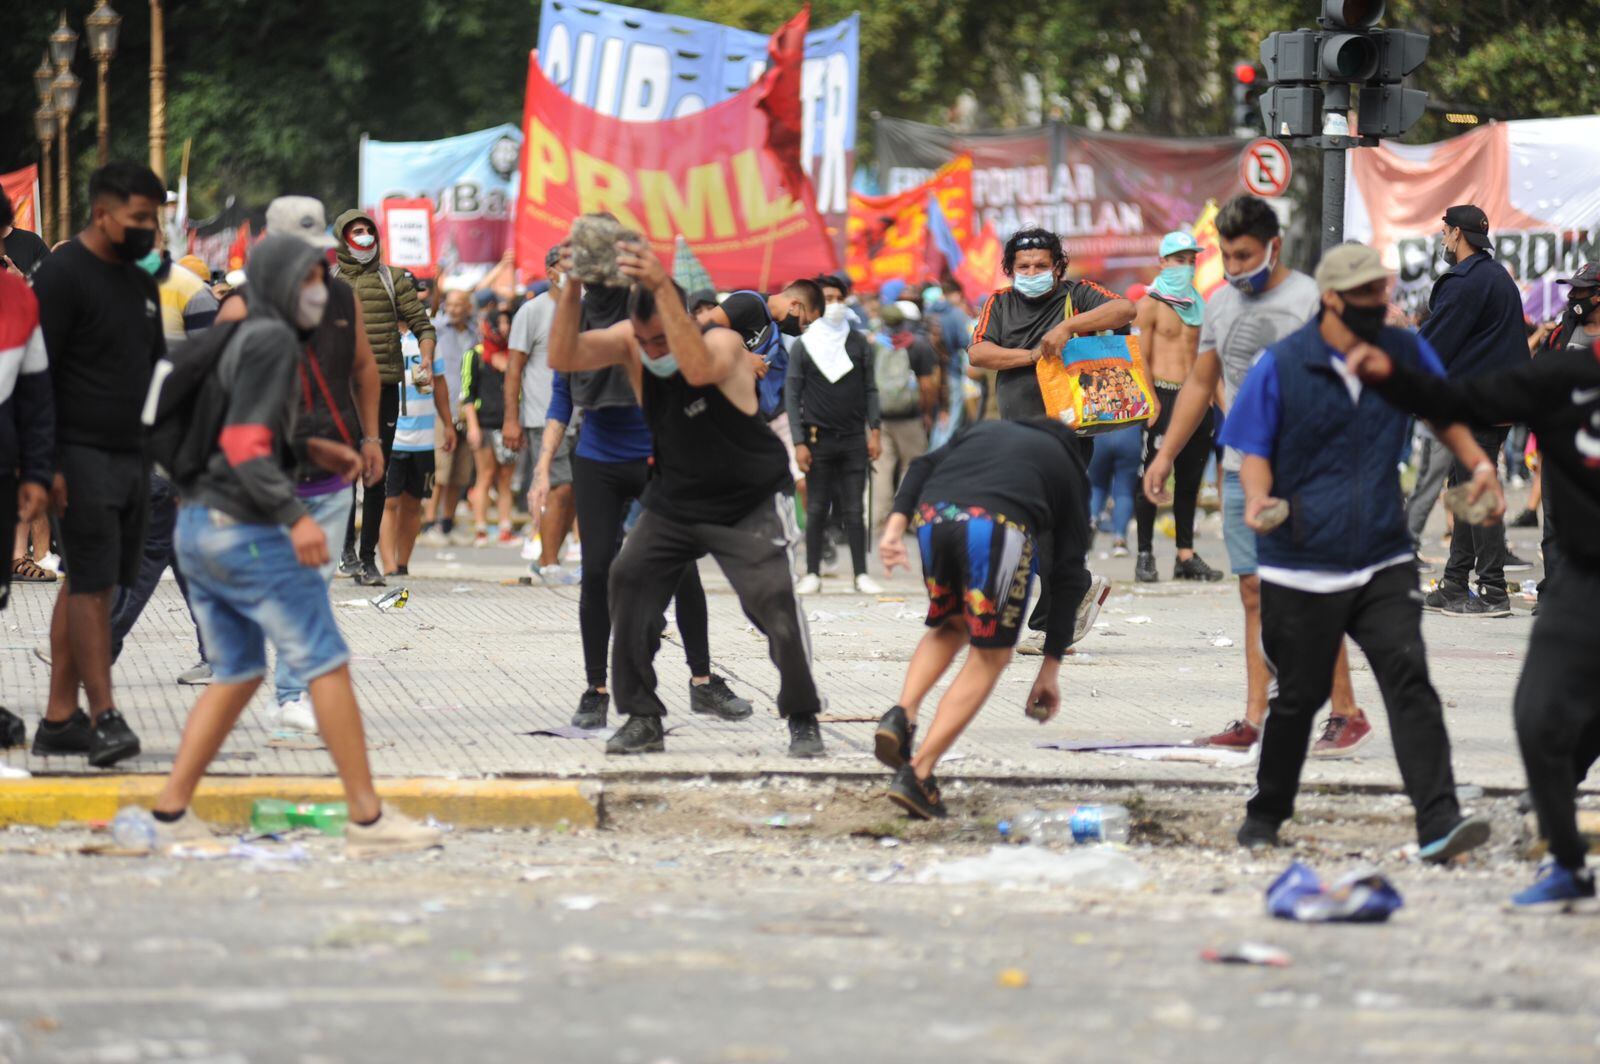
[{"x1": 0, "y1": 777, "x2": 601, "y2": 830}]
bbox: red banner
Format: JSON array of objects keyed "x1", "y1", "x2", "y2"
[
  {"x1": 846, "y1": 155, "x2": 974, "y2": 290},
  {"x1": 513, "y1": 43, "x2": 838, "y2": 291},
  {"x1": 953, "y1": 220, "x2": 1005, "y2": 304},
  {"x1": 1, "y1": 166, "x2": 40, "y2": 234}
]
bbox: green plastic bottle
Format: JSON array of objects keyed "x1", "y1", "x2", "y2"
[{"x1": 250, "y1": 798, "x2": 349, "y2": 836}]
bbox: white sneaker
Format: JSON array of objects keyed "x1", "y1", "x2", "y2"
[
  {"x1": 345, "y1": 808, "x2": 445, "y2": 859},
  {"x1": 272, "y1": 693, "x2": 318, "y2": 734},
  {"x1": 794, "y1": 573, "x2": 822, "y2": 595},
  {"x1": 175, "y1": 661, "x2": 213, "y2": 686},
  {"x1": 37, "y1": 552, "x2": 61, "y2": 574},
  {"x1": 1015, "y1": 631, "x2": 1047, "y2": 657},
  {"x1": 156, "y1": 811, "x2": 220, "y2": 854},
  {"x1": 854, "y1": 573, "x2": 884, "y2": 594},
  {"x1": 539, "y1": 563, "x2": 580, "y2": 587},
  {"x1": 1073, "y1": 574, "x2": 1113, "y2": 645}
]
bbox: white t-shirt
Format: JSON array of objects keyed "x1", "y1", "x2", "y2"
[{"x1": 507, "y1": 292, "x2": 557, "y2": 427}]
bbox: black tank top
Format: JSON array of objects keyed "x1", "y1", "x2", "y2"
[{"x1": 640, "y1": 369, "x2": 792, "y2": 526}]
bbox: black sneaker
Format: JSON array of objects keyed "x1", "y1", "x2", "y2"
[
  {"x1": 605, "y1": 715, "x2": 665, "y2": 755},
  {"x1": 887, "y1": 764, "x2": 948, "y2": 820},
  {"x1": 1420, "y1": 814, "x2": 1491, "y2": 864},
  {"x1": 337, "y1": 550, "x2": 361, "y2": 578},
  {"x1": 1422, "y1": 581, "x2": 1469, "y2": 613},
  {"x1": 689, "y1": 675, "x2": 753, "y2": 721},
  {"x1": 353, "y1": 560, "x2": 387, "y2": 587},
  {"x1": 1509, "y1": 508, "x2": 1539, "y2": 529},
  {"x1": 571, "y1": 688, "x2": 609, "y2": 729},
  {"x1": 31, "y1": 708, "x2": 92, "y2": 757},
  {"x1": 387, "y1": 565, "x2": 409, "y2": 577},
  {"x1": 787, "y1": 714, "x2": 825, "y2": 758},
  {"x1": 874, "y1": 705, "x2": 915, "y2": 769},
  {"x1": 1442, "y1": 592, "x2": 1511, "y2": 619},
  {"x1": 1174, "y1": 554, "x2": 1224, "y2": 582},
  {"x1": 0, "y1": 706, "x2": 25, "y2": 749},
  {"x1": 1236, "y1": 816, "x2": 1281, "y2": 850},
  {"x1": 88, "y1": 709, "x2": 141, "y2": 768},
  {"x1": 1504, "y1": 552, "x2": 1535, "y2": 572},
  {"x1": 1134, "y1": 551, "x2": 1159, "y2": 583}
]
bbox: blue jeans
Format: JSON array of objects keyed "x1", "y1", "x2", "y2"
[
  {"x1": 273, "y1": 488, "x2": 354, "y2": 703},
  {"x1": 175, "y1": 505, "x2": 350, "y2": 687},
  {"x1": 1221, "y1": 470, "x2": 1257, "y2": 576},
  {"x1": 110, "y1": 472, "x2": 204, "y2": 663},
  {"x1": 1087, "y1": 425, "x2": 1142, "y2": 542}
]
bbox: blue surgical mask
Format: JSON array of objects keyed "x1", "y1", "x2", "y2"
[
  {"x1": 641, "y1": 351, "x2": 679, "y2": 378},
  {"x1": 1225, "y1": 242, "x2": 1277, "y2": 295},
  {"x1": 1156, "y1": 264, "x2": 1196, "y2": 290},
  {"x1": 1012, "y1": 272, "x2": 1057, "y2": 299},
  {"x1": 135, "y1": 249, "x2": 163, "y2": 276}
]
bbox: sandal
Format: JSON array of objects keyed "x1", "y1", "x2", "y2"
[{"x1": 11, "y1": 557, "x2": 57, "y2": 582}]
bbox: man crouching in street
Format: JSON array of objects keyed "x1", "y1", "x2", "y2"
[
  {"x1": 875, "y1": 418, "x2": 1091, "y2": 818},
  {"x1": 1223, "y1": 243, "x2": 1495, "y2": 861}
]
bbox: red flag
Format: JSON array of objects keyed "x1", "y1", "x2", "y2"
[
  {"x1": 227, "y1": 222, "x2": 251, "y2": 272},
  {"x1": 954, "y1": 221, "x2": 1005, "y2": 305},
  {"x1": 755, "y1": 6, "x2": 812, "y2": 208}
]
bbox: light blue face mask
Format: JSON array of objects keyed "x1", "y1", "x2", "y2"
[
  {"x1": 1156, "y1": 264, "x2": 1196, "y2": 290},
  {"x1": 135, "y1": 249, "x2": 163, "y2": 276},
  {"x1": 1012, "y1": 271, "x2": 1057, "y2": 299},
  {"x1": 641, "y1": 351, "x2": 679, "y2": 378}
]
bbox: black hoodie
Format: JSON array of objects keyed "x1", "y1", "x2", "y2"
[
  {"x1": 891, "y1": 418, "x2": 1091, "y2": 655},
  {"x1": 184, "y1": 235, "x2": 321, "y2": 527}
]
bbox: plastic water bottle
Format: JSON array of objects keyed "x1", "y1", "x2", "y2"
[
  {"x1": 998, "y1": 804, "x2": 1130, "y2": 845},
  {"x1": 250, "y1": 799, "x2": 349, "y2": 836},
  {"x1": 111, "y1": 806, "x2": 158, "y2": 852}
]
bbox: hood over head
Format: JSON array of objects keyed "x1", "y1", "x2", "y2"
[
  {"x1": 246, "y1": 234, "x2": 323, "y2": 327},
  {"x1": 334, "y1": 208, "x2": 380, "y2": 269}
]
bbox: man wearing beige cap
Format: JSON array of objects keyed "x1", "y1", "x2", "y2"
[{"x1": 1219, "y1": 242, "x2": 1499, "y2": 862}]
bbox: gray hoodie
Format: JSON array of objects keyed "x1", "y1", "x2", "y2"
[{"x1": 187, "y1": 235, "x2": 323, "y2": 527}]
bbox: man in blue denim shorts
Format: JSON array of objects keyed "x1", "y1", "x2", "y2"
[{"x1": 149, "y1": 234, "x2": 442, "y2": 858}]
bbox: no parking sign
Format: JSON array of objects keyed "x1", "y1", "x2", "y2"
[{"x1": 1240, "y1": 138, "x2": 1293, "y2": 198}]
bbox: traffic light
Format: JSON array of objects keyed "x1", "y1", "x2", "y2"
[
  {"x1": 1232, "y1": 63, "x2": 1260, "y2": 133},
  {"x1": 1357, "y1": 29, "x2": 1429, "y2": 136}
]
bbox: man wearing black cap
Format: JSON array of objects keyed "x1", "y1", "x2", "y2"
[
  {"x1": 1417, "y1": 205, "x2": 1528, "y2": 617},
  {"x1": 1549, "y1": 263, "x2": 1600, "y2": 354}
]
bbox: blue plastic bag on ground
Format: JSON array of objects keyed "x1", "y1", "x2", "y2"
[{"x1": 1266, "y1": 861, "x2": 1404, "y2": 923}]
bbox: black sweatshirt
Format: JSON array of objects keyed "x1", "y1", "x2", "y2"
[
  {"x1": 1376, "y1": 342, "x2": 1600, "y2": 571},
  {"x1": 784, "y1": 329, "x2": 880, "y2": 441},
  {"x1": 891, "y1": 419, "x2": 1091, "y2": 656}
]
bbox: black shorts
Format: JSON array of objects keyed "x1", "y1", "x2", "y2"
[
  {"x1": 58, "y1": 444, "x2": 148, "y2": 595},
  {"x1": 385, "y1": 450, "x2": 436, "y2": 499},
  {"x1": 915, "y1": 502, "x2": 1036, "y2": 649}
]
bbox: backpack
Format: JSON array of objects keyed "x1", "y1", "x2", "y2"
[
  {"x1": 140, "y1": 321, "x2": 244, "y2": 483},
  {"x1": 875, "y1": 334, "x2": 920, "y2": 418},
  {"x1": 727, "y1": 289, "x2": 788, "y2": 418}
]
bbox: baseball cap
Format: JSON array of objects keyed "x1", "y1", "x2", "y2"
[
  {"x1": 544, "y1": 245, "x2": 563, "y2": 271},
  {"x1": 687, "y1": 288, "x2": 718, "y2": 313},
  {"x1": 893, "y1": 299, "x2": 923, "y2": 322},
  {"x1": 1314, "y1": 243, "x2": 1392, "y2": 293},
  {"x1": 1443, "y1": 205, "x2": 1492, "y2": 250},
  {"x1": 177, "y1": 254, "x2": 210, "y2": 279},
  {"x1": 265, "y1": 196, "x2": 338, "y2": 249},
  {"x1": 1558, "y1": 262, "x2": 1600, "y2": 290},
  {"x1": 1159, "y1": 230, "x2": 1201, "y2": 257}
]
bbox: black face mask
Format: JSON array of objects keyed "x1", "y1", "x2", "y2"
[
  {"x1": 1569, "y1": 294, "x2": 1596, "y2": 318},
  {"x1": 1442, "y1": 243, "x2": 1459, "y2": 268},
  {"x1": 111, "y1": 222, "x2": 157, "y2": 264},
  {"x1": 778, "y1": 311, "x2": 804, "y2": 337},
  {"x1": 1339, "y1": 302, "x2": 1387, "y2": 344}
]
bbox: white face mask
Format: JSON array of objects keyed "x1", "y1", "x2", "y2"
[
  {"x1": 349, "y1": 244, "x2": 378, "y2": 264},
  {"x1": 823, "y1": 303, "x2": 850, "y2": 326},
  {"x1": 295, "y1": 282, "x2": 329, "y2": 330}
]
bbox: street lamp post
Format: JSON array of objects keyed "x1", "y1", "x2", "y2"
[
  {"x1": 50, "y1": 13, "x2": 81, "y2": 241},
  {"x1": 34, "y1": 51, "x2": 57, "y2": 244},
  {"x1": 86, "y1": 2, "x2": 122, "y2": 168}
]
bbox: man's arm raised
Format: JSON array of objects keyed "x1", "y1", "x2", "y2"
[{"x1": 547, "y1": 245, "x2": 636, "y2": 374}]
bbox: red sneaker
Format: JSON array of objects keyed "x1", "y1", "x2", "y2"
[
  {"x1": 1310, "y1": 713, "x2": 1373, "y2": 759},
  {"x1": 1200, "y1": 719, "x2": 1260, "y2": 749}
]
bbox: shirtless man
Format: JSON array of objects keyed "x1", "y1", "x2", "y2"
[{"x1": 1132, "y1": 231, "x2": 1223, "y2": 583}]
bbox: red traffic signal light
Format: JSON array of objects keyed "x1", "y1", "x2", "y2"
[{"x1": 1234, "y1": 62, "x2": 1258, "y2": 85}]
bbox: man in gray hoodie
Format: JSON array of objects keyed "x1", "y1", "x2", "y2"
[{"x1": 146, "y1": 234, "x2": 441, "y2": 859}]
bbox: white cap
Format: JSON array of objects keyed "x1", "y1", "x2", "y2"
[
  {"x1": 264, "y1": 196, "x2": 338, "y2": 250},
  {"x1": 893, "y1": 299, "x2": 922, "y2": 322}
]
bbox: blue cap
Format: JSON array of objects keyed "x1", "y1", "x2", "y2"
[{"x1": 1159, "y1": 231, "x2": 1201, "y2": 257}]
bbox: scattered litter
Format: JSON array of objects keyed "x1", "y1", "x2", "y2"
[
  {"x1": 817, "y1": 714, "x2": 879, "y2": 723},
  {"x1": 1211, "y1": 636, "x2": 1235, "y2": 648},
  {"x1": 557, "y1": 895, "x2": 604, "y2": 911},
  {"x1": 1121, "y1": 745, "x2": 1255, "y2": 767},
  {"x1": 757, "y1": 919, "x2": 877, "y2": 938},
  {"x1": 0, "y1": 763, "x2": 30, "y2": 779},
  {"x1": 996, "y1": 968, "x2": 1030, "y2": 989},
  {"x1": 744, "y1": 813, "x2": 813, "y2": 829},
  {"x1": 321, "y1": 922, "x2": 430, "y2": 950},
  {"x1": 893, "y1": 608, "x2": 924, "y2": 621},
  {"x1": 1169, "y1": 719, "x2": 1192, "y2": 728},
  {"x1": 417, "y1": 702, "x2": 466, "y2": 714},
  {"x1": 519, "y1": 868, "x2": 557, "y2": 882},
  {"x1": 1266, "y1": 862, "x2": 1403, "y2": 923},
  {"x1": 1035, "y1": 739, "x2": 1180, "y2": 752},
  {"x1": 451, "y1": 585, "x2": 474, "y2": 594},
  {"x1": 876, "y1": 595, "x2": 905, "y2": 603},
  {"x1": 808, "y1": 610, "x2": 840, "y2": 623},
  {"x1": 1125, "y1": 615, "x2": 1152, "y2": 625},
  {"x1": 917, "y1": 846, "x2": 1147, "y2": 890},
  {"x1": 172, "y1": 841, "x2": 311, "y2": 864},
  {"x1": 524, "y1": 725, "x2": 611, "y2": 740},
  {"x1": 371, "y1": 587, "x2": 410, "y2": 611},
  {"x1": 1201, "y1": 942, "x2": 1292, "y2": 967},
  {"x1": 1455, "y1": 784, "x2": 1484, "y2": 802}
]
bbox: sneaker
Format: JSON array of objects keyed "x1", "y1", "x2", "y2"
[
  {"x1": 88, "y1": 709, "x2": 141, "y2": 768},
  {"x1": 794, "y1": 573, "x2": 822, "y2": 595},
  {"x1": 1419, "y1": 814, "x2": 1491, "y2": 864},
  {"x1": 1442, "y1": 592, "x2": 1511, "y2": 619},
  {"x1": 1504, "y1": 552, "x2": 1535, "y2": 572},
  {"x1": 571, "y1": 688, "x2": 609, "y2": 730},
  {"x1": 387, "y1": 565, "x2": 409, "y2": 578},
  {"x1": 538, "y1": 564, "x2": 580, "y2": 587},
  {"x1": 36, "y1": 551, "x2": 62, "y2": 574},
  {"x1": 497, "y1": 526, "x2": 516, "y2": 545},
  {"x1": 31, "y1": 709, "x2": 92, "y2": 757},
  {"x1": 1509, "y1": 508, "x2": 1539, "y2": 529},
  {"x1": 272, "y1": 693, "x2": 318, "y2": 734},
  {"x1": 1200, "y1": 718, "x2": 1260, "y2": 749},
  {"x1": 1072, "y1": 574, "x2": 1112, "y2": 645},
  {"x1": 1422, "y1": 582, "x2": 1469, "y2": 613},
  {"x1": 1173, "y1": 553, "x2": 1224, "y2": 582},
  {"x1": 854, "y1": 573, "x2": 884, "y2": 594},
  {"x1": 1111, "y1": 539, "x2": 1129, "y2": 559},
  {"x1": 874, "y1": 705, "x2": 915, "y2": 769},
  {"x1": 1236, "y1": 816, "x2": 1281, "y2": 850},
  {"x1": 473, "y1": 529, "x2": 490, "y2": 548},
  {"x1": 887, "y1": 764, "x2": 947, "y2": 820},
  {"x1": 175, "y1": 661, "x2": 213, "y2": 686},
  {"x1": 1134, "y1": 551, "x2": 1159, "y2": 583},
  {"x1": 1015, "y1": 631, "x2": 1046, "y2": 657},
  {"x1": 419, "y1": 526, "x2": 450, "y2": 547},
  {"x1": 353, "y1": 560, "x2": 386, "y2": 587},
  {"x1": 151, "y1": 811, "x2": 220, "y2": 854},
  {"x1": 1309, "y1": 713, "x2": 1374, "y2": 759},
  {"x1": 0, "y1": 706, "x2": 25, "y2": 749},
  {"x1": 606, "y1": 715, "x2": 665, "y2": 755},
  {"x1": 689, "y1": 675, "x2": 753, "y2": 721},
  {"x1": 345, "y1": 809, "x2": 446, "y2": 859},
  {"x1": 1510, "y1": 862, "x2": 1596, "y2": 912},
  {"x1": 787, "y1": 714, "x2": 825, "y2": 758},
  {"x1": 337, "y1": 550, "x2": 361, "y2": 578}
]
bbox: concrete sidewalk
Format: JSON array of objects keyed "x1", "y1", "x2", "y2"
[{"x1": 0, "y1": 503, "x2": 1562, "y2": 801}]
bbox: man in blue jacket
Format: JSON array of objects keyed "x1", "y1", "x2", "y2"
[
  {"x1": 1221, "y1": 243, "x2": 1497, "y2": 862},
  {"x1": 1419, "y1": 205, "x2": 1528, "y2": 616}
]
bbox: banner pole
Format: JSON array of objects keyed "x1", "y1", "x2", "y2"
[{"x1": 757, "y1": 220, "x2": 780, "y2": 293}]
